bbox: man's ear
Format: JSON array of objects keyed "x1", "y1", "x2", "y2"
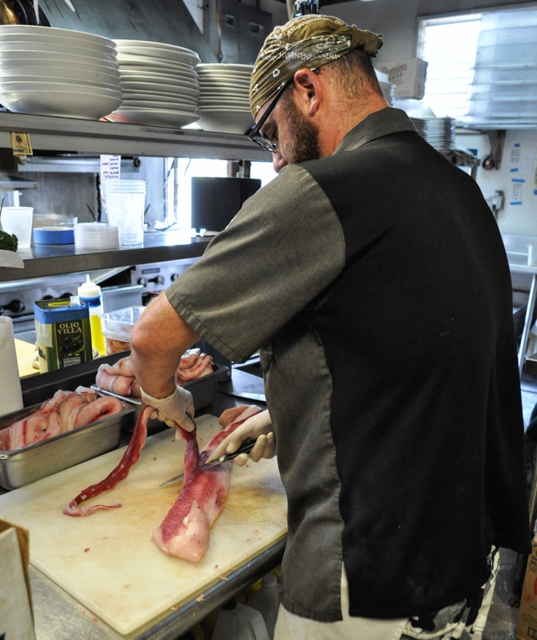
[{"x1": 293, "y1": 68, "x2": 322, "y2": 116}]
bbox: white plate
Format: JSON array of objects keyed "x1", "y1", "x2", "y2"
[
  {"x1": 197, "y1": 110, "x2": 253, "y2": 134},
  {"x1": 114, "y1": 40, "x2": 199, "y2": 58},
  {"x1": 114, "y1": 44, "x2": 199, "y2": 67},
  {"x1": 0, "y1": 50, "x2": 119, "y2": 69},
  {"x1": 0, "y1": 42, "x2": 118, "y2": 60},
  {"x1": 0, "y1": 89, "x2": 121, "y2": 120},
  {"x1": 199, "y1": 80, "x2": 251, "y2": 90},
  {"x1": 117, "y1": 53, "x2": 196, "y2": 70},
  {"x1": 199, "y1": 103, "x2": 249, "y2": 111},
  {"x1": 196, "y1": 68, "x2": 252, "y2": 77},
  {"x1": 199, "y1": 105, "x2": 251, "y2": 112},
  {"x1": 197, "y1": 63, "x2": 253, "y2": 72},
  {"x1": 0, "y1": 24, "x2": 115, "y2": 49},
  {"x1": 120, "y1": 82, "x2": 199, "y2": 98},
  {"x1": 199, "y1": 90, "x2": 249, "y2": 99},
  {"x1": 106, "y1": 108, "x2": 200, "y2": 128},
  {"x1": 0, "y1": 57, "x2": 120, "y2": 75},
  {"x1": 119, "y1": 69, "x2": 198, "y2": 84},
  {"x1": 0, "y1": 76, "x2": 121, "y2": 92},
  {"x1": 0, "y1": 68, "x2": 120, "y2": 84},
  {"x1": 0, "y1": 34, "x2": 116, "y2": 55},
  {"x1": 0, "y1": 81, "x2": 121, "y2": 96},
  {"x1": 121, "y1": 98, "x2": 198, "y2": 110}
]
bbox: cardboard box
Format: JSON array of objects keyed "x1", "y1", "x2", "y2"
[
  {"x1": 516, "y1": 536, "x2": 537, "y2": 639},
  {"x1": 34, "y1": 299, "x2": 92, "y2": 372},
  {"x1": 0, "y1": 518, "x2": 35, "y2": 640},
  {"x1": 376, "y1": 58, "x2": 428, "y2": 100}
]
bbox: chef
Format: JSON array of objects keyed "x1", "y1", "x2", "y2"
[{"x1": 130, "y1": 15, "x2": 531, "y2": 640}]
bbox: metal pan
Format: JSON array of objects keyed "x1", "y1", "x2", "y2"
[
  {"x1": 93, "y1": 363, "x2": 223, "y2": 433},
  {"x1": 0, "y1": 391, "x2": 137, "y2": 490}
]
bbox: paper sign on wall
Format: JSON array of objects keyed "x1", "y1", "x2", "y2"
[{"x1": 100, "y1": 155, "x2": 121, "y2": 182}]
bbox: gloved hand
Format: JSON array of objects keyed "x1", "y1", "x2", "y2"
[
  {"x1": 140, "y1": 385, "x2": 195, "y2": 432},
  {"x1": 207, "y1": 409, "x2": 276, "y2": 466}
]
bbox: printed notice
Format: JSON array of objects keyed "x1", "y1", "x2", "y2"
[
  {"x1": 510, "y1": 178, "x2": 524, "y2": 205},
  {"x1": 100, "y1": 155, "x2": 121, "y2": 182},
  {"x1": 510, "y1": 143, "x2": 521, "y2": 172}
]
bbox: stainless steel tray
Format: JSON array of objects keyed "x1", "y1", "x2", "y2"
[
  {"x1": 93, "y1": 363, "x2": 223, "y2": 433},
  {"x1": 0, "y1": 392, "x2": 137, "y2": 490}
]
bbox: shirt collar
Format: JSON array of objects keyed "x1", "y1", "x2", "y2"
[{"x1": 334, "y1": 107, "x2": 418, "y2": 155}]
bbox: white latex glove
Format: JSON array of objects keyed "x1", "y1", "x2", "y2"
[
  {"x1": 207, "y1": 409, "x2": 276, "y2": 466},
  {"x1": 140, "y1": 385, "x2": 195, "y2": 432}
]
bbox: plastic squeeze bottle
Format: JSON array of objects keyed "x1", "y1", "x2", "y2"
[{"x1": 78, "y1": 274, "x2": 105, "y2": 356}]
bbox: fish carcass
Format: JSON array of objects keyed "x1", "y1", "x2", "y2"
[{"x1": 63, "y1": 404, "x2": 262, "y2": 563}]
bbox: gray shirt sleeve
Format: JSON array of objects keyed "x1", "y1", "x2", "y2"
[{"x1": 166, "y1": 164, "x2": 346, "y2": 362}]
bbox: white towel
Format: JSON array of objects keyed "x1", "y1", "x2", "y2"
[{"x1": 0, "y1": 317, "x2": 23, "y2": 417}]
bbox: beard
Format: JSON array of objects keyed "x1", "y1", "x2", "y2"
[{"x1": 282, "y1": 94, "x2": 321, "y2": 164}]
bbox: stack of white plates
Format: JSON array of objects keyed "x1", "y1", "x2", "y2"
[
  {"x1": 410, "y1": 117, "x2": 455, "y2": 151},
  {"x1": 105, "y1": 39, "x2": 200, "y2": 128},
  {"x1": 196, "y1": 63, "x2": 254, "y2": 135},
  {"x1": 0, "y1": 25, "x2": 122, "y2": 119},
  {"x1": 74, "y1": 223, "x2": 119, "y2": 251}
]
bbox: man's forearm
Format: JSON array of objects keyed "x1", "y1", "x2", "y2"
[{"x1": 129, "y1": 292, "x2": 200, "y2": 399}]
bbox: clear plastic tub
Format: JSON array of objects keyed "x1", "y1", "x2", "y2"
[
  {"x1": 471, "y1": 67, "x2": 537, "y2": 86},
  {"x1": 100, "y1": 305, "x2": 145, "y2": 355},
  {"x1": 467, "y1": 98, "x2": 537, "y2": 118},
  {"x1": 470, "y1": 83, "x2": 537, "y2": 100},
  {"x1": 475, "y1": 44, "x2": 537, "y2": 67}
]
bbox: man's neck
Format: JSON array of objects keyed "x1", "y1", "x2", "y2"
[{"x1": 319, "y1": 97, "x2": 390, "y2": 157}]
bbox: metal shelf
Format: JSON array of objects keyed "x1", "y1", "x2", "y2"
[
  {"x1": 0, "y1": 112, "x2": 270, "y2": 161},
  {"x1": 0, "y1": 231, "x2": 211, "y2": 283}
]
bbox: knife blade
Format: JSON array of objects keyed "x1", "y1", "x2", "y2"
[{"x1": 158, "y1": 438, "x2": 257, "y2": 487}]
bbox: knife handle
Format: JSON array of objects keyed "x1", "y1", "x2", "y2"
[{"x1": 219, "y1": 438, "x2": 257, "y2": 463}]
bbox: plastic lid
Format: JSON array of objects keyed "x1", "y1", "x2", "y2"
[
  {"x1": 78, "y1": 274, "x2": 101, "y2": 298},
  {"x1": 261, "y1": 574, "x2": 278, "y2": 588}
]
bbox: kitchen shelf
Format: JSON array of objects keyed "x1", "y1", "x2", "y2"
[
  {"x1": 0, "y1": 112, "x2": 270, "y2": 161},
  {"x1": 0, "y1": 231, "x2": 211, "y2": 283}
]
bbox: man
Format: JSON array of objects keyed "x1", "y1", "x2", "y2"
[{"x1": 130, "y1": 15, "x2": 531, "y2": 639}]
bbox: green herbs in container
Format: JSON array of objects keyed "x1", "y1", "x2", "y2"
[
  {"x1": 0, "y1": 231, "x2": 18, "y2": 252},
  {"x1": 34, "y1": 299, "x2": 92, "y2": 372}
]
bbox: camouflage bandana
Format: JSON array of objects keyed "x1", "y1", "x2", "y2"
[{"x1": 250, "y1": 15, "x2": 383, "y2": 116}]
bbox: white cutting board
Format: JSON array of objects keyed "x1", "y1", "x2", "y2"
[{"x1": 0, "y1": 415, "x2": 287, "y2": 635}]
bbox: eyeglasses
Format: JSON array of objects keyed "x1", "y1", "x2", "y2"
[
  {"x1": 248, "y1": 68, "x2": 320, "y2": 153},
  {"x1": 247, "y1": 76, "x2": 295, "y2": 153}
]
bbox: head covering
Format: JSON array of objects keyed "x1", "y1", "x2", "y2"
[{"x1": 250, "y1": 14, "x2": 383, "y2": 116}]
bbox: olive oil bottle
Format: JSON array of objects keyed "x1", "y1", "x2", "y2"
[{"x1": 34, "y1": 299, "x2": 92, "y2": 372}]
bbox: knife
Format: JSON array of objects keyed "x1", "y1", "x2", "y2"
[{"x1": 158, "y1": 438, "x2": 257, "y2": 487}]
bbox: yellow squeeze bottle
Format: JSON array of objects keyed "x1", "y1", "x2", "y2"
[{"x1": 77, "y1": 274, "x2": 106, "y2": 356}]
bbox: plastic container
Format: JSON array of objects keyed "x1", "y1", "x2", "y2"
[
  {"x1": 103, "y1": 179, "x2": 146, "y2": 247},
  {"x1": 78, "y1": 275, "x2": 106, "y2": 356},
  {"x1": 212, "y1": 599, "x2": 270, "y2": 640},
  {"x1": 247, "y1": 574, "x2": 282, "y2": 639},
  {"x1": 1, "y1": 206, "x2": 33, "y2": 248},
  {"x1": 100, "y1": 305, "x2": 146, "y2": 355},
  {"x1": 33, "y1": 227, "x2": 74, "y2": 245}
]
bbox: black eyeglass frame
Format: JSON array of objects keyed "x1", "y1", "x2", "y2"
[{"x1": 247, "y1": 68, "x2": 319, "y2": 153}]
